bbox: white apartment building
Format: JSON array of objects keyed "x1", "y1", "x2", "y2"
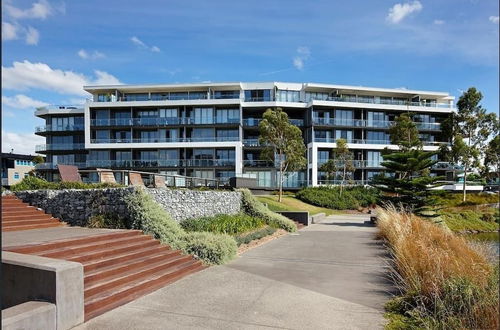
[{"x1": 35, "y1": 82, "x2": 455, "y2": 188}]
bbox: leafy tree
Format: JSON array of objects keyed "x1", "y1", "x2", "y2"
[
  {"x1": 371, "y1": 150, "x2": 442, "y2": 213},
  {"x1": 319, "y1": 159, "x2": 337, "y2": 182},
  {"x1": 32, "y1": 155, "x2": 44, "y2": 164},
  {"x1": 259, "y1": 108, "x2": 307, "y2": 202},
  {"x1": 319, "y1": 138, "x2": 355, "y2": 195},
  {"x1": 483, "y1": 135, "x2": 500, "y2": 181},
  {"x1": 443, "y1": 88, "x2": 498, "y2": 202},
  {"x1": 389, "y1": 113, "x2": 422, "y2": 151}
]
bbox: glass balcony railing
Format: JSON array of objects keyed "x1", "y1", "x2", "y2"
[
  {"x1": 317, "y1": 160, "x2": 383, "y2": 168},
  {"x1": 243, "y1": 118, "x2": 304, "y2": 127},
  {"x1": 243, "y1": 160, "x2": 275, "y2": 167},
  {"x1": 35, "y1": 162, "x2": 87, "y2": 170},
  {"x1": 35, "y1": 125, "x2": 85, "y2": 133},
  {"x1": 243, "y1": 97, "x2": 272, "y2": 102},
  {"x1": 85, "y1": 159, "x2": 235, "y2": 168},
  {"x1": 242, "y1": 139, "x2": 263, "y2": 147},
  {"x1": 319, "y1": 96, "x2": 451, "y2": 109},
  {"x1": 431, "y1": 162, "x2": 464, "y2": 170},
  {"x1": 90, "y1": 137, "x2": 240, "y2": 144},
  {"x1": 313, "y1": 138, "x2": 449, "y2": 146},
  {"x1": 35, "y1": 144, "x2": 85, "y2": 152},
  {"x1": 313, "y1": 119, "x2": 441, "y2": 131},
  {"x1": 317, "y1": 179, "x2": 369, "y2": 186},
  {"x1": 90, "y1": 117, "x2": 241, "y2": 126}
]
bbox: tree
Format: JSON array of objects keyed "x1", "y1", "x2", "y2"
[
  {"x1": 371, "y1": 150, "x2": 442, "y2": 213},
  {"x1": 445, "y1": 88, "x2": 497, "y2": 202},
  {"x1": 483, "y1": 135, "x2": 500, "y2": 182},
  {"x1": 32, "y1": 155, "x2": 45, "y2": 164},
  {"x1": 389, "y1": 113, "x2": 422, "y2": 151},
  {"x1": 259, "y1": 108, "x2": 307, "y2": 202},
  {"x1": 319, "y1": 138, "x2": 355, "y2": 194}
]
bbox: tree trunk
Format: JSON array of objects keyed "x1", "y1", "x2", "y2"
[
  {"x1": 278, "y1": 158, "x2": 283, "y2": 203},
  {"x1": 462, "y1": 165, "x2": 468, "y2": 203}
]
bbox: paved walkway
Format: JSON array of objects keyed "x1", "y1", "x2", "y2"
[{"x1": 76, "y1": 214, "x2": 393, "y2": 330}]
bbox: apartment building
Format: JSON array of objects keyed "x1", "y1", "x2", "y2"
[
  {"x1": 35, "y1": 82, "x2": 455, "y2": 187},
  {"x1": 1, "y1": 153, "x2": 39, "y2": 187}
]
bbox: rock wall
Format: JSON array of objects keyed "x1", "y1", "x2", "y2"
[
  {"x1": 14, "y1": 188, "x2": 242, "y2": 226},
  {"x1": 146, "y1": 189, "x2": 241, "y2": 222}
]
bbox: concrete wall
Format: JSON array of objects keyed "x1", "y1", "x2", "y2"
[
  {"x1": 15, "y1": 187, "x2": 242, "y2": 225},
  {"x1": 2, "y1": 301, "x2": 56, "y2": 330},
  {"x1": 2, "y1": 252, "x2": 84, "y2": 330}
]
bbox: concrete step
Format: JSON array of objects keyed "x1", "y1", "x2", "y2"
[{"x1": 84, "y1": 259, "x2": 205, "y2": 320}]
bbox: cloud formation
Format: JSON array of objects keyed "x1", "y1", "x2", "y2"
[
  {"x1": 78, "y1": 49, "x2": 105, "y2": 60},
  {"x1": 1, "y1": 22, "x2": 19, "y2": 40},
  {"x1": 293, "y1": 46, "x2": 311, "y2": 70},
  {"x1": 1, "y1": 130, "x2": 45, "y2": 155},
  {"x1": 25, "y1": 26, "x2": 40, "y2": 45},
  {"x1": 130, "y1": 36, "x2": 161, "y2": 52},
  {"x1": 489, "y1": 16, "x2": 499, "y2": 24},
  {"x1": 3, "y1": 0, "x2": 56, "y2": 20},
  {"x1": 2, "y1": 94, "x2": 48, "y2": 109},
  {"x1": 386, "y1": 1, "x2": 423, "y2": 24},
  {"x1": 2, "y1": 60, "x2": 122, "y2": 96},
  {"x1": 433, "y1": 20, "x2": 445, "y2": 25}
]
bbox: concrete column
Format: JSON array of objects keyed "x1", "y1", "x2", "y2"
[
  {"x1": 235, "y1": 143, "x2": 243, "y2": 175},
  {"x1": 311, "y1": 143, "x2": 318, "y2": 186}
]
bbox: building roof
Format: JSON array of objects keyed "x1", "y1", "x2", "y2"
[{"x1": 1, "y1": 153, "x2": 40, "y2": 161}]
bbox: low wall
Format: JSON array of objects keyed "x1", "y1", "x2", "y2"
[
  {"x1": 15, "y1": 187, "x2": 242, "y2": 225},
  {"x1": 2, "y1": 301, "x2": 56, "y2": 330},
  {"x1": 276, "y1": 211, "x2": 310, "y2": 226}
]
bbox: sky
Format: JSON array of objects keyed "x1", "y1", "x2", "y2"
[{"x1": 1, "y1": 0, "x2": 499, "y2": 154}]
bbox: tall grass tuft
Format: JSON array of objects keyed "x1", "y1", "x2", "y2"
[{"x1": 378, "y1": 205, "x2": 499, "y2": 329}]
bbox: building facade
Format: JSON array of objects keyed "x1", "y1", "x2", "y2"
[
  {"x1": 1, "y1": 153, "x2": 38, "y2": 187},
  {"x1": 35, "y1": 82, "x2": 456, "y2": 187}
]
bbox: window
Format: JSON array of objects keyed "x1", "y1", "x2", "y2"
[
  {"x1": 244, "y1": 90, "x2": 271, "y2": 102},
  {"x1": 169, "y1": 92, "x2": 189, "y2": 100},
  {"x1": 159, "y1": 108, "x2": 178, "y2": 118},
  {"x1": 95, "y1": 130, "x2": 110, "y2": 141},
  {"x1": 335, "y1": 130, "x2": 353, "y2": 141},
  {"x1": 188, "y1": 91, "x2": 207, "y2": 100},
  {"x1": 192, "y1": 107, "x2": 214, "y2": 124},
  {"x1": 193, "y1": 149, "x2": 214, "y2": 160},
  {"x1": 318, "y1": 150, "x2": 329, "y2": 165},
  {"x1": 335, "y1": 110, "x2": 353, "y2": 126},
  {"x1": 137, "y1": 110, "x2": 157, "y2": 118},
  {"x1": 212, "y1": 90, "x2": 240, "y2": 99},
  {"x1": 114, "y1": 131, "x2": 131, "y2": 142},
  {"x1": 95, "y1": 110, "x2": 110, "y2": 120},
  {"x1": 124, "y1": 93, "x2": 148, "y2": 101},
  {"x1": 314, "y1": 130, "x2": 331, "y2": 141},
  {"x1": 367, "y1": 151, "x2": 382, "y2": 167},
  {"x1": 306, "y1": 92, "x2": 329, "y2": 101},
  {"x1": 89, "y1": 150, "x2": 110, "y2": 161},
  {"x1": 159, "y1": 128, "x2": 179, "y2": 141},
  {"x1": 276, "y1": 90, "x2": 300, "y2": 102},
  {"x1": 139, "y1": 130, "x2": 158, "y2": 142},
  {"x1": 216, "y1": 109, "x2": 239, "y2": 123},
  {"x1": 193, "y1": 170, "x2": 214, "y2": 179},
  {"x1": 216, "y1": 149, "x2": 235, "y2": 160},
  {"x1": 367, "y1": 112, "x2": 388, "y2": 127},
  {"x1": 14, "y1": 172, "x2": 19, "y2": 179},
  {"x1": 115, "y1": 151, "x2": 131, "y2": 160},
  {"x1": 216, "y1": 129, "x2": 238, "y2": 141},
  {"x1": 97, "y1": 94, "x2": 111, "y2": 102},
  {"x1": 192, "y1": 128, "x2": 215, "y2": 141},
  {"x1": 366, "y1": 131, "x2": 389, "y2": 143},
  {"x1": 139, "y1": 151, "x2": 157, "y2": 160},
  {"x1": 244, "y1": 171, "x2": 272, "y2": 187},
  {"x1": 159, "y1": 149, "x2": 179, "y2": 160}
]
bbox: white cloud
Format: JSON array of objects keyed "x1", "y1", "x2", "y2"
[
  {"x1": 2, "y1": 60, "x2": 122, "y2": 96},
  {"x1": 25, "y1": 26, "x2": 39, "y2": 45},
  {"x1": 130, "y1": 36, "x2": 161, "y2": 52},
  {"x1": 433, "y1": 19, "x2": 445, "y2": 25},
  {"x1": 293, "y1": 46, "x2": 311, "y2": 70},
  {"x1": 489, "y1": 16, "x2": 499, "y2": 24},
  {"x1": 2, "y1": 130, "x2": 45, "y2": 155},
  {"x1": 4, "y1": 0, "x2": 55, "y2": 20},
  {"x1": 2, "y1": 94, "x2": 48, "y2": 109},
  {"x1": 386, "y1": 1, "x2": 423, "y2": 24},
  {"x1": 78, "y1": 49, "x2": 105, "y2": 60},
  {"x1": 2, "y1": 22, "x2": 19, "y2": 40}
]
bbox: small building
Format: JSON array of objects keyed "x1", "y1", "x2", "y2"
[{"x1": 1, "y1": 153, "x2": 40, "y2": 187}]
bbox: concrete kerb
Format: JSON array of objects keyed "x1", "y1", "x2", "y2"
[
  {"x1": 2, "y1": 251, "x2": 84, "y2": 330},
  {"x1": 311, "y1": 212, "x2": 326, "y2": 224},
  {"x1": 2, "y1": 301, "x2": 56, "y2": 330}
]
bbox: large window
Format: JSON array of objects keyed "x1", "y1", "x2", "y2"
[
  {"x1": 159, "y1": 108, "x2": 178, "y2": 118},
  {"x1": 216, "y1": 149, "x2": 235, "y2": 160},
  {"x1": 139, "y1": 130, "x2": 158, "y2": 142},
  {"x1": 367, "y1": 151, "x2": 382, "y2": 167},
  {"x1": 276, "y1": 90, "x2": 300, "y2": 102},
  {"x1": 314, "y1": 130, "x2": 331, "y2": 141},
  {"x1": 51, "y1": 116, "x2": 83, "y2": 130},
  {"x1": 335, "y1": 130, "x2": 353, "y2": 141},
  {"x1": 124, "y1": 93, "x2": 148, "y2": 101},
  {"x1": 216, "y1": 129, "x2": 238, "y2": 141},
  {"x1": 89, "y1": 150, "x2": 110, "y2": 161},
  {"x1": 335, "y1": 110, "x2": 353, "y2": 125},
  {"x1": 245, "y1": 171, "x2": 272, "y2": 187},
  {"x1": 95, "y1": 130, "x2": 110, "y2": 141},
  {"x1": 159, "y1": 128, "x2": 179, "y2": 141},
  {"x1": 367, "y1": 111, "x2": 388, "y2": 127},
  {"x1": 159, "y1": 149, "x2": 179, "y2": 160},
  {"x1": 137, "y1": 110, "x2": 157, "y2": 118},
  {"x1": 216, "y1": 109, "x2": 239, "y2": 123},
  {"x1": 192, "y1": 107, "x2": 214, "y2": 124},
  {"x1": 192, "y1": 128, "x2": 214, "y2": 141},
  {"x1": 212, "y1": 90, "x2": 240, "y2": 99},
  {"x1": 139, "y1": 151, "x2": 157, "y2": 160},
  {"x1": 95, "y1": 110, "x2": 109, "y2": 120},
  {"x1": 114, "y1": 130, "x2": 131, "y2": 142},
  {"x1": 306, "y1": 92, "x2": 329, "y2": 101},
  {"x1": 366, "y1": 131, "x2": 389, "y2": 143},
  {"x1": 244, "y1": 90, "x2": 271, "y2": 102},
  {"x1": 193, "y1": 149, "x2": 214, "y2": 160},
  {"x1": 318, "y1": 150, "x2": 329, "y2": 165}
]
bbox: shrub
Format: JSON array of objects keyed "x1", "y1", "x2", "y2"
[
  {"x1": 235, "y1": 226, "x2": 276, "y2": 246},
  {"x1": 377, "y1": 206, "x2": 498, "y2": 329},
  {"x1": 10, "y1": 176, "x2": 122, "y2": 192},
  {"x1": 237, "y1": 188, "x2": 297, "y2": 232},
  {"x1": 123, "y1": 189, "x2": 237, "y2": 265},
  {"x1": 436, "y1": 192, "x2": 499, "y2": 207},
  {"x1": 440, "y1": 209, "x2": 499, "y2": 232},
  {"x1": 295, "y1": 186, "x2": 380, "y2": 210},
  {"x1": 180, "y1": 231, "x2": 237, "y2": 265},
  {"x1": 180, "y1": 213, "x2": 265, "y2": 235},
  {"x1": 87, "y1": 213, "x2": 127, "y2": 229}
]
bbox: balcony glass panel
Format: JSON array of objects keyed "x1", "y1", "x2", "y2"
[
  {"x1": 212, "y1": 91, "x2": 240, "y2": 99},
  {"x1": 244, "y1": 90, "x2": 271, "y2": 102}
]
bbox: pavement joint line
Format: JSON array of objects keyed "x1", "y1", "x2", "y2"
[
  {"x1": 124, "y1": 305, "x2": 294, "y2": 330},
  {"x1": 241, "y1": 256, "x2": 391, "y2": 268}
]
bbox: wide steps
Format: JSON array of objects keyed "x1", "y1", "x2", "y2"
[{"x1": 2, "y1": 222, "x2": 65, "y2": 231}]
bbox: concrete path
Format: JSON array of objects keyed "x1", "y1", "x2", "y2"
[{"x1": 76, "y1": 215, "x2": 393, "y2": 330}]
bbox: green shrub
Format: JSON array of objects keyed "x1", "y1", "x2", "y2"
[
  {"x1": 87, "y1": 213, "x2": 127, "y2": 229},
  {"x1": 10, "y1": 176, "x2": 122, "y2": 192},
  {"x1": 180, "y1": 231, "x2": 237, "y2": 265},
  {"x1": 237, "y1": 188, "x2": 297, "y2": 232},
  {"x1": 436, "y1": 192, "x2": 499, "y2": 207},
  {"x1": 440, "y1": 209, "x2": 499, "y2": 232},
  {"x1": 295, "y1": 186, "x2": 380, "y2": 210},
  {"x1": 235, "y1": 226, "x2": 276, "y2": 246},
  {"x1": 180, "y1": 213, "x2": 265, "y2": 235},
  {"x1": 123, "y1": 189, "x2": 237, "y2": 265}
]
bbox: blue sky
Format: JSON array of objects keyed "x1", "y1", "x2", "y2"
[{"x1": 2, "y1": 0, "x2": 499, "y2": 154}]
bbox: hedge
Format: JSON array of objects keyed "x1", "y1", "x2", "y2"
[
  {"x1": 237, "y1": 188, "x2": 297, "y2": 232},
  {"x1": 295, "y1": 186, "x2": 380, "y2": 210},
  {"x1": 10, "y1": 176, "x2": 122, "y2": 192}
]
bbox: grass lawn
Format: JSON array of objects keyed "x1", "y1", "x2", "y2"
[
  {"x1": 440, "y1": 208, "x2": 499, "y2": 233},
  {"x1": 256, "y1": 195, "x2": 343, "y2": 215}
]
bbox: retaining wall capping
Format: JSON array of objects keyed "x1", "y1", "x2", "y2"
[
  {"x1": 277, "y1": 211, "x2": 310, "y2": 226},
  {"x1": 1, "y1": 301, "x2": 56, "y2": 330},
  {"x1": 15, "y1": 187, "x2": 242, "y2": 225},
  {"x1": 311, "y1": 213, "x2": 327, "y2": 224}
]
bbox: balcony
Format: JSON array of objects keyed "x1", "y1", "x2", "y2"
[
  {"x1": 317, "y1": 96, "x2": 451, "y2": 109},
  {"x1": 35, "y1": 124, "x2": 85, "y2": 133},
  {"x1": 90, "y1": 137, "x2": 240, "y2": 144},
  {"x1": 90, "y1": 117, "x2": 241, "y2": 127},
  {"x1": 35, "y1": 143, "x2": 85, "y2": 152},
  {"x1": 431, "y1": 162, "x2": 464, "y2": 170},
  {"x1": 94, "y1": 92, "x2": 240, "y2": 103},
  {"x1": 317, "y1": 160, "x2": 384, "y2": 168},
  {"x1": 35, "y1": 162, "x2": 87, "y2": 170},
  {"x1": 243, "y1": 118, "x2": 304, "y2": 127},
  {"x1": 244, "y1": 97, "x2": 272, "y2": 102},
  {"x1": 312, "y1": 118, "x2": 441, "y2": 131},
  {"x1": 242, "y1": 139, "x2": 265, "y2": 147},
  {"x1": 313, "y1": 138, "x2": 449, "y2": 146},
  {"x1": 243, "y1": 160, "x2": 275, "y2": 167},
  {"x1": 85, "y1": 159, "x2": 235, "y2": 168}
]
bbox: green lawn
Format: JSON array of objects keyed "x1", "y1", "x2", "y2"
[
  {"x1": 256, "y1": 195, "x2": 343, "y2": 215},
  {"x1": 440, "y1": 208, "x2": 499, "y2": 233}
]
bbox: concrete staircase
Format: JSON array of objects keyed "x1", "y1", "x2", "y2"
[
  {"x1": 2, "y1": 196, "x2": 66, "y2": 231},
  {"x1": 5, "y1": 230, "x2": 206, "y2": 321}
]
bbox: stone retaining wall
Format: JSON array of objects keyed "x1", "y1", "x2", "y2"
[{"x1": 15, "y1": 188, "x2": 242, "y2": 225}]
